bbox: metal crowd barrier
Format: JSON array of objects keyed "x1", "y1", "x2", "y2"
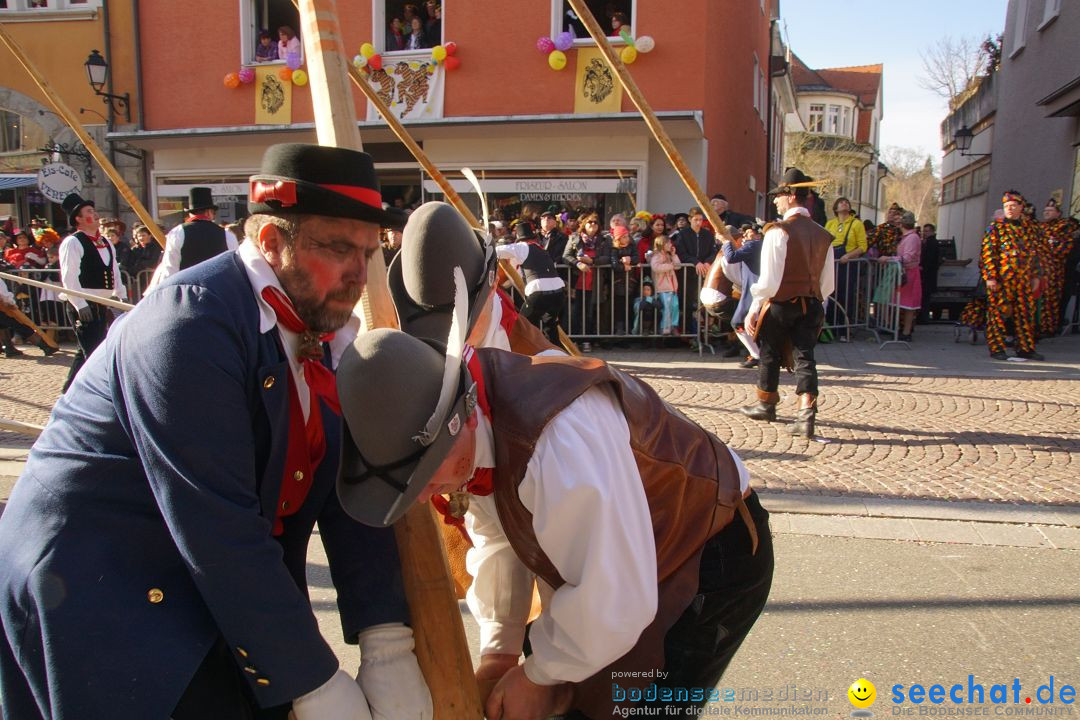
[
  {"x1": 1, "y1": 267, "x2": 149, "y2": 339},
  {"x1": 865, "y1": 258, "x2": 908, "y2": 348}
]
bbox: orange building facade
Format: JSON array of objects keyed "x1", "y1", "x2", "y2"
[{"x1": 114, "y1": 0, "x2": 780, "y2": 227}]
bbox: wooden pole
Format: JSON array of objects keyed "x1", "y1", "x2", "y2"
[
  {"x1": 0, "y1": 298, "x2": 59, "y2": 349},
  {"x1": 563, "y1": 0, "x2": 734, "y2": 242},
  {"x1": 0, "y1": 418, "x2": 43, "y2": 437},
  {"x1": 0, "y1": 271, "x2": 134, "y2": 312},
  {"x1": 0, "y1": 23, "x2": 167, "y2": 250},
  {"x1": 296, "y1": 3, "x2": 483, "y2": 718}
]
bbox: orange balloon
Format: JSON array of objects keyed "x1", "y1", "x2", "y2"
[
  {"x1": 278, "y1": 67, "x2": 294, "y2": 82},
  {"x1": 223, "y1": 72, "x2": 241, "y2": 89}
]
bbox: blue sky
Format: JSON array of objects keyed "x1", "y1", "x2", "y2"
[{"x1": 780, "y1": 0, "x2": 1009, "y2": 163}]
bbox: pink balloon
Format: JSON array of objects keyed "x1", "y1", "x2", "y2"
[
  {"x1": 238, "y1": 68, "x2": 255, "y2": 84},
  {"x1": 536, "y1": 36, "x2": 555, "y2": 54}
]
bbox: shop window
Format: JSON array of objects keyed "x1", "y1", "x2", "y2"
[
  {"x1": 556, "y1": 0, "x2": 634, "y2": 43},
  {"x1": 807, "y1": 104, "x2": 824, "y2": 133},
  {"x1": 382, "y1": 0, "x2": 442, "y2": 53},
  {"x1": 240, "y1": 0, "x2": 301, "y2": 65}
]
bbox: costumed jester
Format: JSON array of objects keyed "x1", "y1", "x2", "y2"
[
  {"x1": 338, "y1": 204, "x2": 773, "y2": 719},
  {"x1": 867, "y1": 203, "x2": 903, "y2": 259},
  {"x1": 981, "y1": 190, "x2": 1045, "y2": 360},
  {"x1": 1038, "y1": 198, "x2": 1079, "y2": 336}
]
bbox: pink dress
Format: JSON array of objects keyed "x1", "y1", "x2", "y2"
[{"x1": 888, "y1": 229, "x2": 922, "y2": 310}]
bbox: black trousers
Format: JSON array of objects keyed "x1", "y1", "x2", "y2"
[
  {"x1": 172, "y1": 637, "x2": 292, "y2": 720},
  {"x1": 62, "y1": 304, "x2": 109, "y2": 392},
  {"x1": 757, "y1": 296, "x2": 824, "y2": 396},
  {"x1": 562, "y1": 491, "x2": 774, "y2": 718},
  {"x1": 521, "y1": 289, "x2": 566, "y2": 345}
]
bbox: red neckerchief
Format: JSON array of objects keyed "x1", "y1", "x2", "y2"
[
  {"x1": 260, "y1": 286, "x2": 341, "y2": 535},
  {"x1": 496, "y1": 288, "x2": 518, "y2": 337},
  {"x1": 430, "y1": 345, "x2": 493, "y2": 538},
  {"x1": 84, "y1": 230, "x2": 107, "y2": 249}
]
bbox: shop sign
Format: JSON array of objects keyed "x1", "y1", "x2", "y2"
[{"x1": 37, "y1": 163, "x2": 83, "y2": 204}]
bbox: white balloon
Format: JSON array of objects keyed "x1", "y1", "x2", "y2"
[
  {"x1": 635, "y1": 35, "x2": 656, "y2": 53},
  {"x1": 353, "y1": 54, "x2": 368, "y2": 68}
]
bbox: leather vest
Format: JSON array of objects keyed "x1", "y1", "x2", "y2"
[
  {"x1": 478, "y1": 349, "x2": 744, "y2": 717},
  {"x1": 179, "y1": 219, "x2": 228, "y2": 270},
  {"x1": 520, "y1": 241, "x2": 560, "y2": 289},
  {"x1": 773, "y1": 214, "x2": 832, "y2": 302},
  {"x1": 74, "y1": 232, "x2": 115, "y2": 290}
]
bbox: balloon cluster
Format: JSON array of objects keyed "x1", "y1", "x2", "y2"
[
  {"x1": 536, "y1": 29, "x2": 655, "y2": 70},
  {"x1": 352, "y1": 41, "x2": 462, "y2": 74},
  {"x1": 225, "y1": 57, "x2": 308, "y2": 89}
]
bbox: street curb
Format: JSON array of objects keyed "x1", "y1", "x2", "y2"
[{"x1": 756, "y1": 491, "x2": 1080, "y2": 528}]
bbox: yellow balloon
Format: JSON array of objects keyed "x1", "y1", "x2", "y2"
[
  {"x1": 548, "y1": 50, "x2": 567, "y2": 71},
  {"x1": 361, "y1": 42, "x2": 376, "y2": 59},
  {"x1": 291, "y1": 69, "x2": 308, "y2": 86},
  {"x1": 620, "y1": 45, "x2": 638, "y2": 65},
  {"x1": 432, "y1": 45, "x2": 447, "y2": 62}
]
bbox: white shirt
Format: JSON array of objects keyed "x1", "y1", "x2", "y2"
[
  {"x1": 149, "y1": 221, "x2": 239, "y2": 290},
  {"x1": 0, "y1": 278, "x2": 15, "y2": 305},
  {"x1": 237, "y1": 240, "x2": 362, "y2": 421},
  {"x1": 58, "y1": 231, "x2": 128, "y2": 310},
  {"x1": 748, "y1": 206, "x2": 835, "y2": 321},
  {"x1": 495, "y1": 242, "x2": 566, "y2": 295},
  {"x1": 464, "y1": 384, "x2": 752, "y2": 686}
]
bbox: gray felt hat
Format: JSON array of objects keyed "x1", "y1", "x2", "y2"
[
  {"x1": 388, "y1": 201, "x2": 498, "y2": 344},
  {"x1": 338, "y1": 271, "x2": 477, "y2": 527}
]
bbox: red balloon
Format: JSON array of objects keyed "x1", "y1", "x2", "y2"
[
  {"x1": 368, "y1": 54, "x2": 383, "y2": 71},
  {"x1": 444, "y1": 41, "x2": 458, "y2": 56},
  {"x1": 444, "y1": 56, "x2": 461, "y2": 71}
]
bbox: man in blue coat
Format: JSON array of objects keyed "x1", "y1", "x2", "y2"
[{"x1": 0, "y1": 144, "x2": 432, "y2": 720}]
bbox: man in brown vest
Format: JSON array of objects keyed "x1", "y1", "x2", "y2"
[
  {"x1": 335, "y1": 284, "x2": 774, "y2": 720},
  {"x1": 741, "y1": 168, "x2": 835, "y2": 438}
]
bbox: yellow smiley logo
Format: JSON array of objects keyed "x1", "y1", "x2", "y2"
[{"x1": 848, "y1": 678, "x2": 877, "y2": 709}]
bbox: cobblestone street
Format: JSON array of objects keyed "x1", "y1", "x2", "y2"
[{"x1": 2, "y1": 325, "x2": 1078, "y2": 506}]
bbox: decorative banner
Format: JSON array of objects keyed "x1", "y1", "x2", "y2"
[
  {"x1": 255, "y1": 65, "x2": 292, "y2": 125},
  {"x1": 37, "y1": 162, "x2": 83, "y2": 204},
  {"x1": 574, "y1": 47, "x2": 622, "y2": 114},
  {"x1": 365, "y1": 59, "x2": 445, "y2": 122}
]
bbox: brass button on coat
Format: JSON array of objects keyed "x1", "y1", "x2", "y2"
[
  {"x1": 281, "y1": 500, "x2": 289, "y2": 511},
  {"x1": 256, "y1": 678, "x2": 271, "y2": 686},
  {"x1": 237, "y1": 647, "x2": 248, "y2": 658},
  {"x1": 263, "y1": 376, "x2": 276, "y2": 390},
  {"x1": 147, "y1": 588, "x2": 164, "y2": 604},
  {"x1": 293, "y1": 470, "x2": 304, "y2": 482}
]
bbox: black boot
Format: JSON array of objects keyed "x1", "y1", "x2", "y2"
[
  {"x1": 789, "y1": 393, "x2": 817, "y2": 438},
  {"x1": 35, "y1": 336, "x2": 59, "y2": 357},
  {"x1": 739, "y1": 389, "x2": 779, "y2": 422}
]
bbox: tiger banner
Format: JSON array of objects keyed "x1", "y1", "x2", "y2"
[
  {"x1": 255, "y1": 65, "x2": 293, "y2": 124},
  {"x1": 364, "y1": 58, "x2": 446, "y2": 122},
  {"x1": 574, "y1": 46, "x2": 623, "y2": 114}
]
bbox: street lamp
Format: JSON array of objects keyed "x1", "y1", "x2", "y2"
[
  {"x1": 953, "y1": 125, "x2": 990, "y2": 158},
  {"x1": 83, "y1": 50, "x2": 131, "y2": 124}
]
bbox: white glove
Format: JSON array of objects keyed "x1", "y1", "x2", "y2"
[
  {"x1": 356, "y1": 623, "x2": 433, "y2": 720},
  {"x1": 293, "y1": 668, "x2": 373, "y2": 720}
]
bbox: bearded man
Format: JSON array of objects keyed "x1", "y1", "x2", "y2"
[{"x1": 0, "y1": 144, "x2": 432, "y2": 720}]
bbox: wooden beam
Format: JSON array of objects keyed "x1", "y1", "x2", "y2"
[
  {"x1": 0, "y1": 23, "x2": 168, "y2": 249},
  {"x1": 296, "y1": 3, "x2": 483, "y2": 718}
]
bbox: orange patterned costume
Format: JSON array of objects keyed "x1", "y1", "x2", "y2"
[
  {"x1": 981, "y1": 197, "x2": 1043, "y2": 356},
  {"x1": 1038, "y1": 216, "x2": 1079, "y2": 335},
  {"x1": 868, "y1": 222, "x2": 901, "y2": 258}
]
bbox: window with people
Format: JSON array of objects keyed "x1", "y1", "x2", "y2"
[
  {"x1": 559, "y1": 0, "x2": 634, "y2": 40},
  {"x1": 244, "y1": 0, "x2": 301, "y2": 64},
  {"x1": 383, "y1": 0, "x2": 442, "y2": 52}
]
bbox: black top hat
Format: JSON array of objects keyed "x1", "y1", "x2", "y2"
[
  {"x1": 514, "y1": 221, "x2": 536, "y2": 241},
  {"x1": 337, "y1": 328, "x2": 477, "y2": 527},
  {"x1": 769, "y1": 167, "x2": 819, "y2": 195},
  {"x1": 248, "y1": 143, "x2": 406, "y2": 229},
  {"x1": 61, "y1": 193, "x2": 95, "y2": 227},
  {"x1": 184, "y1": 187, "x2": 218, "y2": 214},
  {"x1": 388, "y1": 201, "x2": 497, "y2": 344}
]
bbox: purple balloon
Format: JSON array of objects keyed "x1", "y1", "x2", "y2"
[
  {"x1": 238, "y1": 68, "x2": 256, "y2": 84},
  {"x1": 554, "y1": 31, "x2": 574, "y2": 52},
  {"x1": 536, "y1": 36, "x2": 555, "y2": 54},
  {"x1": 286, "y1": 52, "x2": 302, "y2": 70}
]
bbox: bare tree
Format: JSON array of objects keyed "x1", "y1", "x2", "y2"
[
  {"x1": 881, "y1": 147, "x2": 940, "y2": 224},
  {"x1": 918, "y1": 35, "x2": 986, "y2": 110}
]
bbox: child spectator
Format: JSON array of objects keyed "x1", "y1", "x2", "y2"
[
  {"x1": 4, "y1": 229, "x2": 46, "y2": 269},
  {"x1": 277, "y1": 25, "x2": 301, "y2": 63},
  {"x1": 632, "y1": 277, "x2": 657, "y2": 335},
  {"x1": 255, "y1": 30, "x2": 279, "y2": 62},
  {"x1": 650, "y1": 234, "x2": 680, "y2": 334},
  {"x1": 386, "y1": 17, "x2": 406, "y2": 51}
]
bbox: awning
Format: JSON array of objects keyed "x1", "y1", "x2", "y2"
[{"x1": 0, "y1": 175, "x2": 38, "y2": 190}]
